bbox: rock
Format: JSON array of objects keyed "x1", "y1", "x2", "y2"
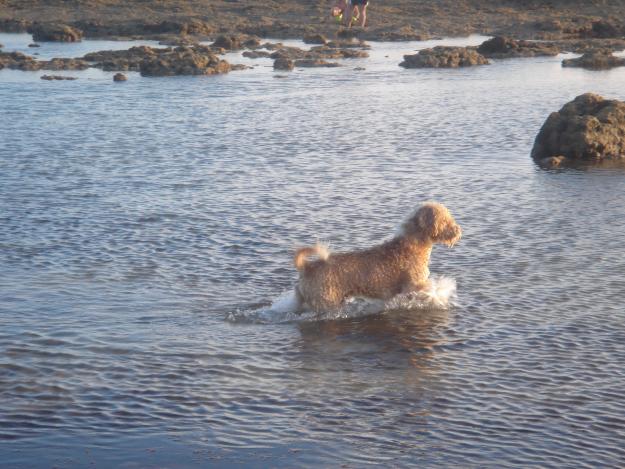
[
  {"x1": 0, "y1": 19, "x2": 30, "y2": 33},
  {"x1": 28, "y1": 43, "x2": 41, "y2": 48},
  {"x1": 531, "y1": 93, "x2": 625, "y2": 165},
  {"x1": 374, "y1": 26, "x2": 428, "y2": 42},
  {"x1": 400, "y1": 47, "x2": 489, "y2": 68},
  {"x1": 294, "y1": 59, "x2": 340, "y2": 68},
  {"x1": 325, "y1": 40, "x2": 370, "y2": 50},
  {"x1": 303, "y1": 33, "x2": 327, "y2": 45},
  {"x1": 139, "y1": 45, "x2": 231, "y2": 76},
  {"x1": 242, "y1": 50, "x2": 271, "y2": 59},
  {"x1": 477, "y1": 36, "x2": 560, "y2": 58},
  {"x1": 41, "y1": 75, "x2": 77, "y2": 80},
  {"x1": 589, "y1": 20, "x2": 624, "y2": 39},
  {"x1": 0, "y1": 51, "x2": 42, "y2": 71},
  {"x1": 211, "y1": 35, "x2": 241, "y2": 50},
  {"x1": 113, "y1": 72, "x2": 127, "y2": 82},
  {"x1": 81, "y1": 44, "x2": 232, "y2": 76},
  {"x1": 42, "y1": 58, "x2": 90, "y2": 70},
  {"x1": 83, "y1": 46, "x2": 160, "y2": 71},
  {"x1": 562, "y1": 49, "x2": 625, "y2": 70},
  {"x1": 273, "y1": 57, "x2": 294, "y2": 71},
  {"x1": 30, "y1": 23, "x2": 83, "y2": 42}
]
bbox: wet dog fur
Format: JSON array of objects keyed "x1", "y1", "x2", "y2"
[{"x1": 293, "y1": 202, "x2": 461, "y2": 312}]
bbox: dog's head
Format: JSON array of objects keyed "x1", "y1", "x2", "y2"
[{"x1": 401, "y1": 202, "x2": 462, "y2": 246}]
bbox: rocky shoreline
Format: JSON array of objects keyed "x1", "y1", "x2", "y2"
[{"x1": 1, "y1": 1, "x2": 625, "y2": 47}]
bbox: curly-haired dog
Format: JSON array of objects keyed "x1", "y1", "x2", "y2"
[{"x1": 293, "y1": 202, "x2": 461, "y2": 312}]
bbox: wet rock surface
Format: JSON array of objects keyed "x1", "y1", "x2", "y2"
[
  {"x1": 303, "y1": 33, "x2": 327, "y2": 45},
  {"x1": 476, "y1": 36, "x2": 560, "y2": 59},
  {"x1": 0, "y1": 51, "x2": 88, "y2": 71},
  {"x1": 294, "y1": 59, "x2": 340, "y2": 68},
  {"x1": 40, "y1": 74, "x2": 77, "y2": 80},
  {"x1": 562, "y1": 49, "x2": 625, "y2": 70},
  {"x1": 30, "y1": 23, "x2": 83, "y2": 42},
  {"x1": 532, "y1": 93, "x2": 625, "y2": 166},
  {"x1": 400, "y1": 47, "x2": 489, "y2": 68},
  {"x1": 273, "y1": 57, "x2": 294, "y2": 71},
  {"x1": 82, "y1": 46, "x2": 161, "y2": 72},
  {"x1": 113, "y1": 72, "x2": 127, "y2": 81},
  {"x1": 138, "y1": 45, "x2": 231, "y2": 76}
]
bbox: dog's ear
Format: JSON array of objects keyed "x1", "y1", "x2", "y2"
[{"x1": 417, "y1": 204, "x2": 440, "y2": 239}]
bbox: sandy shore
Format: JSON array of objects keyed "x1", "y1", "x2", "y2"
[{"x1": 1, "y1": 0, "x2": 625, "y2": 43}]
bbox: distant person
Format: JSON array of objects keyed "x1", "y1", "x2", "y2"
[
  {"x1": 346, "y1": 0, "x2": 369, "y2": 28},
  {"x1": 331, "y1": 0, "x2": 363, "y2": 28}
]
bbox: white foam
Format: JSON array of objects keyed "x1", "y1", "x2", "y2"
[{"x1": 225, "y1": 275, "x2": 457, "y2": 324}]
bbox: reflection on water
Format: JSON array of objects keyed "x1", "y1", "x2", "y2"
[{"x1": 1, "y1": 33, "x2": 625, "y2": 468}]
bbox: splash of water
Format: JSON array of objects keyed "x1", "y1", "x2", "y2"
[{"x1": 225, "y1": 275, "x2": 457, "y2": 324}]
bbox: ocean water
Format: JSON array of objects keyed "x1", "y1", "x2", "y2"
[{"x1": 1, "y1": 32, "x2": 625, "y2": 468}]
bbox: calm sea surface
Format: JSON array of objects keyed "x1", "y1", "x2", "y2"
[{"x1": 1, "y1": 33, "x2": 625, "y2": 468}]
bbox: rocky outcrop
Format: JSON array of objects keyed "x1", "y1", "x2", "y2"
[
  {"x1": 139, "y1": 45, "x2": 231, "y2": 76},
  {"x1": 41, "y1": 75, "x2": 77, "y2": 80},
  {"x1": 81, "y1": 45, "x2": 233, "y2": 76},
  {"x1": 73, "y1": 19, "x2": 215, "y2": 39},
  {"x1": 113, "y1": 72, "x2": 127, "y2": 82},
  {"x1": 273, "y1": 57, "x2": 294, "y2": 71},
  {"x1": 44, "y1": 58, "x2": 90, "y2": 70},
  {"x1": 30, "y1": 23, "x2": 83, "y2": 42},
  {"x1": 0, "y1": 51, "x2": 42, "y2": 70},
  {"x1": 242, "y1": 50, "x2": 271, "y2": 59},
  {"x1": 211, "y1": 34, "x2": 260, "y2": 50},
  {"x1": 303, "y1": 33, "x2": 327, "y2": 45},
  {"x1": 1, "y1": 51, "x2": 91, "y2": 71},
  {"x1": 531, "y1": 93, "x2": 625, "y2": 167},
  {"x1": 400, "y1": 47, "x2": 489, "y2": 68},
  {"x1": 562, "y1": 49, "x2": 625, "y2": 70},
  {"x1": 477, "y1": 36, "x2": 560, "y2": 59},
  {"x1": 82, "y1": 46, "x2": 159, "y2": 71},
  {"x1": 294, "y1": 59, "x2": 340, "y2": 68}
]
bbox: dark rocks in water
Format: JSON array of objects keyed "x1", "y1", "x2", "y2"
[
  {"x1": 273, "y1": 57, "x2": 294, "y2": 71},
  {"x1": 43, "y1": 58, "x2": 90, "y2": 70},
  {"x1": 562, "y1": 49, "x2": 625, "y2": 70},
  {"x1": 531, "y1": 93, "x2": 625, "y2": 167},
  {"x1": 400, "y1": 47, "x2": 489, "y2": 68},
  {"x1": 0, "y1": 51, "x2": 42, "y2": 70},
  {"x1": 81, "y1": 44, "x2": 232, "y2": 76},
  {"x1": 303, "y1": 33, "x2": 327, "y2": 45},
  {"x1": 41, "y1": 75, "x2": 77, "y2": 80},
  {"x1": 242, "y1": 50, "x2": 271, "y2": 59},
  {"x1": 0, "y1": 51, "x2": 90, "y2": 71},
  {"x1": 294, "y1": 59, "x2": 340, "y2": 68},
  {"x1": 269, "y1": 43, "x2": 368, "y2": 61},
  {"x1": 28, "y1": 43, "x2": 41, "y2": 48},
  {"x1": 139, "y1": 45, "x2": 231, "y2": 76},
  {"x1": 83, "y1": 46, "x2": 159, "y2": 71},
  {"x1": 113, "y1": 72, "x2": 127, "y2": 82},
  {"x1": 477, "y1": 36, "x2": 559, "y2": 58},
  {"x1": 30, "y1": 23, "x2": 83, "y2": 42},
  {"x1": 211, "y1": 34, "x2": 260, "y2": 51}
]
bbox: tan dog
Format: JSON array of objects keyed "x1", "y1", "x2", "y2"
[{"x1": 293, "y1": 202, "x2": 462, "y2": 312}]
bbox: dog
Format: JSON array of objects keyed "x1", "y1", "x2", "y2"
[{"x1": 293, "y1": 202, "x2": 461, "y2": 312}]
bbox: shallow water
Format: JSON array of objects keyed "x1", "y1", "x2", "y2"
[{"x1": 1, "y1": 33, "x2": 625, "y2": 468}]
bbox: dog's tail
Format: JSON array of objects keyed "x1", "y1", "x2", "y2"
[{"x1": 294, "y1": 243, "x2": 330, "y2": 271}]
